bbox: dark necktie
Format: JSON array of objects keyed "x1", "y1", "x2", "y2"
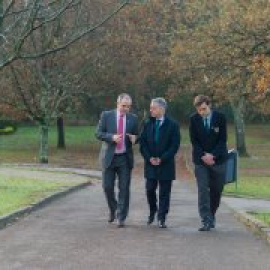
[
  {"x1": 116, "y1": 114, "x2": 124, "y2": 151},
  {"x1": 204, "y1": 118, "x2": 209, "y2": 132},
  {"x1": 155, "y1": 120, "x2": 160, "y2": 142}
]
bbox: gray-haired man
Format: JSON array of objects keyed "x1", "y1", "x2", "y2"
[
  {"x1": 96, "y1": 94, "x2": 139, "y2": 227},
  {"x1": 140, "y1": 98, "x2": 180, "y2": 228}
]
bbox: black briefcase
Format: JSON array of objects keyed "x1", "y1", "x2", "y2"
[{"x1": 225, "y1": 149, "x2": 238, "y2": 184}]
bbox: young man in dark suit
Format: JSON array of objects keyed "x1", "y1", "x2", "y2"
[
  {"x1": 140, "y1": 98, "x2": 180, "y2": 228},
  {"x1": 189, "y1": 95, "x2": 228, "y2": 231},
  {"x1": 96, "y1": 93, "x2": 139, "y2": 228}
]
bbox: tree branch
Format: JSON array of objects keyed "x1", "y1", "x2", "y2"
[{"x1": 20, "y1": 1, "x2": 129, "y2": 59}]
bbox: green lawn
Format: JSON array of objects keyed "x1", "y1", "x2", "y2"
[
  {"x1": 0, "y1": 124, "x2": 270, "y2": 199},
  {"x1": 250, "y1": 212, "x2": 270, "y2": 227},
  {"x1": 0, "y1": 125, "x2": 100, "y2": 167},
  {"x1": 0, "y1": 126, "x2": 97, "y2": 150},
  {"x1": 227, "y1": 125, "x2": 270, "y2": 146},
  {"x1": 0, "y1": 125, "x2": 96, "y2": 217},
  {"x1": 224, "y1": 177, "x2": 270, "y2": 199},
  {"x1": 223, "y1": 125, "x2": 270, "y2": 198},
  {"x1": 1, "y1": 123, "x2": 269, "y2": 150},
  {"x1": 0, "y1": 177, "x2": 81, "y2": 216}
]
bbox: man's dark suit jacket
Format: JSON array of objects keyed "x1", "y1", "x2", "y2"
[
  {"x1": 140, "y1": 116, "x2": 180, "y2": 181},
  {"x1": 96, "y1": 110, "x2": 139, "y2": 169},
  {"x1": 189, "y1": 110, "x2": 228, "y2": 165}
]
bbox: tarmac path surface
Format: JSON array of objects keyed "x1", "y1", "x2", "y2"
[{"x1": 0, "y1": 168, "x2": 269, "y2": 270}]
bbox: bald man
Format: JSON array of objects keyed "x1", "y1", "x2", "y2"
[{"x1": 96, "y1": 93, "x2": 139, "y2": 228}]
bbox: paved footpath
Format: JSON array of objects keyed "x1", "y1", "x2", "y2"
[
  {"x1": 223, "y1": 196, "x2": 270, "y2": 213},
  {"x1": 0, "y1": 174, "x2": 269, "y2": 270}
]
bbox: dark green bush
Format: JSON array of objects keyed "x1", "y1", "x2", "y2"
[{"x1": 0, "y1": 120, "x2": 18, "y2": 135}]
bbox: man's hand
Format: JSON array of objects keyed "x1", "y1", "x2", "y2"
[
  {"x1": 127, "y1": 133, "x2": 137, "y2": 144},
  {"x1": 201, "y1": 153, "x2": 215, "y2": 166},
  {"x1": 150, "y1": 157, "x2": 161, "y2": 166},
  {"x1": 113, "y1": 134, "x2": 123, "y2": 144}
]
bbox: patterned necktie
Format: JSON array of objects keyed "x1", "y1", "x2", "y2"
[
  {"x1": 155, "y1": 119, "x2": 160, "y2": 143},
  {"x1": 116, "y1": 114, "x2": 124, "y2": 150}
]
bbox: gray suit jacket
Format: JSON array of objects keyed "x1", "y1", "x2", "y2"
[{"x1": 96, "y1": 110, "x2": 139, "y2": 169}]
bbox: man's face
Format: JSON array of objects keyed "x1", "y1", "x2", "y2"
[
  {"x1": 150, "y1": 102, "x2": 164, "y2": 118},
  {"x1": 117, "y1": 98, "x2": 132, "y2": 115},
  {"x1": 196, "y1": 102, "x2": 211, "y2": 118}
]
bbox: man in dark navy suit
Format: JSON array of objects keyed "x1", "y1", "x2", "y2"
[
  {"x1": 140, "y1": 98, "x2": 180, "y2": 228},
  {"x1": 189, "y1": 95, "x2": 228, "y2": 231}
]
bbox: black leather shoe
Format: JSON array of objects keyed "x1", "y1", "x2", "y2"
[
  {"x1": 198, "y1": 223, "x2": 211, "y2": 232},
  {"x1": 158, "y1": 220, "x2": 167, "y2": 229},
  {"x1": 210, "y1": 217, "x2": 216, "y2": 228},
  {"x1": 117, "y1": 220, "x2": 125, "y2": 228},
  {"x1": 108, "y1": 211, "x2": 116, "y2": 223},
  {"x1": 147, "y1": 214, "x2": 156, "y2": 225},
  {"x1": 210, "y1": 222, "x2": 215, "y2": 229}
]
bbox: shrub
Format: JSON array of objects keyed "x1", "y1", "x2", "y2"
[{"x1": 0, "y1": 120, "x2": 18, "y2": 135}]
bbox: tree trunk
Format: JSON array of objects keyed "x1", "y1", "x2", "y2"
[
  {"x1": 0, "y1": 1, "x2": 3, "y2": 29},
  {"x1": 39, "y1": 123, "x2": 49, "y2": 163},
  {"x1": 57, "y1": 116, "x2": 66, "y2": 149},
  {"x1": 0, "y1": 1, "x2": 3, "y2": 44},
  {"x1": 231, "y1": 98, "x2": 249, "y2": 157}
]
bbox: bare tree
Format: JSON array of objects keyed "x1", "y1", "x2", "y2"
[
  {"x1": 0, "y1": 0, "x2": 129, "y2": 69},
  {"x1": 0, "y1": 0, "x2": 132, "y2": 163}
]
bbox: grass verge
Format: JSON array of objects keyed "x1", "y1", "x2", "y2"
[
  {"x1": 0, "y1": 177, "x2": 85, "y2": 217},
  {"x1": 224, "y1": 177, "x2": 270, "y2": 199},
  {"x1": 250, "y1": 212, "x2": 270, "y2": 227}
]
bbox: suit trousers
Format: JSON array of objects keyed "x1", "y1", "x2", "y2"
[
  {"x1": 195, "y1": 163, "x2": 226, "y2": 224},
  {"x1": 146, "y1": 178, "x2": 173, "y2": 222},
  {"x1": 102, "y1": 154, "x2": 131, "y2": 221}
]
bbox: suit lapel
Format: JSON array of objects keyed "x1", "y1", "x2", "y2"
[
  {"x1": 149, "y1": 117, "x2": 155, "y2": 143},
  {"x1": 158, "y1": 116, "x2": 168, "y2": 139},
  {"x1": 112, "y1": 110, "x2": 117, "y2": 134},
  {"x1": 210, "y1": 111, "x2": 216, "y2": 129},
  {"x1": 197, "y1": 114, "x2": 206, "y2": 134},
  {"x1": 126, "y1": 113, "x2": 131, "y2": 133}
]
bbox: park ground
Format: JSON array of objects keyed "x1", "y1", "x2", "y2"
[
  {"x1": 0, "y1": 154, "x2": 269, "y2": 269},
  {"x1": 0, "y1": 124, "x2": 269, "y2": 269},
  {"x1": 1, "y1": 124, "x2": 270, "y2": 218}
]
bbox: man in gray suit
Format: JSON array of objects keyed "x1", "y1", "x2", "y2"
[{"x1": 96, "y1": 94, "x2": 139, "y2": 227}]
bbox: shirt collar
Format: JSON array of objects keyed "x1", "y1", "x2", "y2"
[
  {"x1": 156, "y1": 116, "x2": 165, "y2": 122},
  {"x1": 117, "y1": 110, "x2": 126, "y2": 118},
  {"x1": 155, "y1": 116, "x2": 165, "y2": 127},
  {"x1": 203, "y1": 111, "x2": 212, "y2": 121}
]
